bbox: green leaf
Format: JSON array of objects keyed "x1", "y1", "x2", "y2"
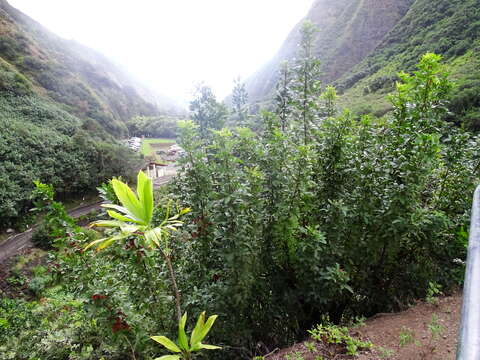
[
  {"x1": 118, "y1": 223, "x2": 142, "y2": 234},
  {"x1": 111, "y1": 178, "x2": 145, "y2": 223},
  {"x1": 101, "y1": 203, "x2": 131, "y2": 214},
  {"x1": 178, "y1": 312, "x2": 189, "y2": 351},
  {"x1": 198, "y1": 343, "x2": 222, "y2": 350},
  {"x1": 137, "y1": 171, "x2": 154, "y2": 224},
  {"x1": 151, "y1": 336, "x2": 181, "y2": 353},
  {"x1": 84, "y1": 237, "x2": 110, "y2": 251},
  {"x1": 96, "y1": 238, "x2": 117, "y2": 250},
  {"x1": 190, "y1": 342, "x2": 222, "y2": 352},
  {"x1": 144, "y1": 228, "x2": 161, "y2": 248},
  {"x1": 102, "y1": 203, "x2": 141, "y2": 220},
  {"x1": 196, "y1": 314, "x2": 218, "y2": 344},
  {"x1": 89, "y1": 220, "x2": 124, "y2": 228},
  {"x1": 190, "y1": 312, "x2": 206, "y2": 347},
  {"x1": 107, "y1": 210, "x2": 143, "y2": 224},
  {"x1": 153, "y1": 356, "x2": 181, "y2": 360},
  {"x1": 180, "y1": 207, "x2": 191, "y2": 215},
  {"x1": 84, "y1": 233, "x2": 128, "y2": 251}
]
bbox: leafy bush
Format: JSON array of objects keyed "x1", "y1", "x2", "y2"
[
  {"x1": 30, "y1": 181, "x2": 77, "y2": 250},
  {"x1": 171, "y1": 53, "x2": 477, "y2": 357},
  {"x1": 0, "y1": 59, "x2": 32, "y2": 95},
  {"x1": 308, "y1": 321, "x2": 372, "y2": 356},
  {"x1": 127, "y1": 115, "x2": 180, "y2": 138},
  {"x1": 0, "y1": 94, "x2": 140, "y2": 229}
]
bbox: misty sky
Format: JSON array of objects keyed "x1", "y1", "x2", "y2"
[{"x1": 8, "y1": 1, "x2": 313, "y2": 105}]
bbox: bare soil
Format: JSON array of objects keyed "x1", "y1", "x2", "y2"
[
  {"x1": 0, "y1": 248, "x2": 47, "y2": 298},
  {"x1": 266, "y1": 292, "x2": 462, "y2": 360}
]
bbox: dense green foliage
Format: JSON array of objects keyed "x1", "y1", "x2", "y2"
[
  {"x1": 0, "y1": 1, "x2": 177, "y2": 229},
  {"x1": 30, "y1": 181, "x2": 78, "y2": 250},
  {"x1": 1, "y1": 25, "x2": 478, "y2": 360},
  {"x1": 0, "y1": 185, "x2": 185, "y2": 359},
  {"x1": 126, "y1": 116, "x2": 180, "y2": 138},
  {"x1": 0, "y1": 93, "x2": 139, "y2": 228},
  {"x1": 336, "y1": 0, "x2": 480, "y2": 123},
  {"x1": 171, "y1": 52, "x2": 478, "y2": 357}
]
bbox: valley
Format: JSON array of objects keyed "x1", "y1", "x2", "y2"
[{"x1": 0, "y1": 1, "x2": 479, "y2": 359}]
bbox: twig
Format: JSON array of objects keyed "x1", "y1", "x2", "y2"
[
  {"x1": 164, "y1": 252, "x2": 182, "y2": 322},
  {"x1": 263, "y1": 348, "x2": 279, "y2": 359},
  {"x1": 123, "y1": 334, "x2": 137, "y2": 360}
]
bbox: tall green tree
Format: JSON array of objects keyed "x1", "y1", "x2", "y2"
[
  {"x1": 291, "y1": 20, "x2": 323, "y2": 144},
  {"x1": 230, "y1": 77, "x2": 249, "y2": 126},
  {"x1": 275, "y1": 60, "x2": 293, "y2": 132},
  {"x1": 189, "y1": 84, "x2": 227, "y2": 140}
]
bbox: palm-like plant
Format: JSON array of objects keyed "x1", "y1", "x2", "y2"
[
  {"x1": 86, "y1": 171, "x2": 188, "y2": 251},
  {"x1": 151, "y1": 312, "x2": 221, "y2": 360},
  {"x1": 85, "y1": 170, "x2": 189, "y2": 320}
]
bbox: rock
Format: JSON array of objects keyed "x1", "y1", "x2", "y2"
[{"x1": 6, "y1": 228, "x2": 14, "y2": 234}]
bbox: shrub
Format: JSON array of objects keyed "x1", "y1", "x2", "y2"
[{"x1": 171, "y1": 53, "x2": 477, "y2": 357}]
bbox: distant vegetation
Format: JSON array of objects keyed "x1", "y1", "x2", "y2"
[
  {"x1": 336, "y1": 0, "x2": 480, "y2": 125},
  {"x1": 245, "y1": 0, "x2": 480, "y2": 130},
  {"x1": 0, "y1": 0, "x2": 183, "y2": 229},
  {"x1": 127, "y1": 116, "x2": 180, "y2": 139},
  {"x1": 0, "y1": 94, "x2": 139, "y2": 229}
]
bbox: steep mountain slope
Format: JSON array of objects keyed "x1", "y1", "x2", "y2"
[
  {"x1": 0, "y1": 0, "x2": 177, "y2": 228},
  {"x1": 245, "y1": 0, "x2": 479, "y2": 128},
  {"x1": 335, "y1": 0, "x2": 480, "y2": 125},
  {"x1": 244, "y1": 0, "x2": 414, "y2": 104},
  {"x1": 0, "y1": 0, "x2": 178, "y2": 135}
]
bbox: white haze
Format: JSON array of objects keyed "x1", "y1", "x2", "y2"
[{"x1": 8, "y1": 0, "x2": 313, "y2": 106}]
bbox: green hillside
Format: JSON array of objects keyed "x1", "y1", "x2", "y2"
[
  {"x1": 244, "y1": 0, "x2": 480, "y2": 128},
  {"x1": 0, "y1": 0, "x2": 173, "y2": 135},
  {"x1": 244, "y1": 0, "x2": 414, "y2": 104},
  {"x1": 336, "y1": 0, "x2": 480, "y2": 127},
  {"x1": 0, "y1": 0, "x2": 179, "y2": 228}
]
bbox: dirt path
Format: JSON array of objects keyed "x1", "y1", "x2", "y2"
[
  {"x1": 0, "y1": 174, "x2": 176, "y2": 264},
  {"x1": 267, "y1": 292, "x2": 462, "y2": 360},
  {"x1": 356, "y1": 293, "x2": 461, "y2": 360},
  {"x1": 0, "y1": 201, "x2": 103, "y2": 263}
]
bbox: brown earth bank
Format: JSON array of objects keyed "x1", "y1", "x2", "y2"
[{"x1": 266, "y1": 292, "x2": 462, "y2": 360}]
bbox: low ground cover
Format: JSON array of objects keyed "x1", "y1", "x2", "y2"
[{"x1": 141, "y1": 138, "x2": 176, "y2": 161}]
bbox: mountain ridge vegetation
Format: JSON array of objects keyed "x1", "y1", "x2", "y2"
[
  {"x1": 244, "y1": 0, "x2": 414, "y2": 104},
  {"x1": 244, "y1": 0, "x2": 479, "y2": 128},
  {"x1": 1, "y1": 2, "x2": 479, "y2": 359},
  {"x1": 0, "y1": 0, "x2": 180, "y2": 228},
  {"x1": 0, "y1": 0, "x2": 183, "y2": 135}
]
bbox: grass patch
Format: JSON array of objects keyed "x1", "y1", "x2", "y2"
[{"x1": 141, "y1": 138, "x2": 175, "y2": 160}]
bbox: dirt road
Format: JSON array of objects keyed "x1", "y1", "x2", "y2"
[
  {"x1": 0, "y1": 201, "x2": 103, "y2": 263},
  {"x1": 0, "y1": 174, "x2": 175, "y2": 264}
]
